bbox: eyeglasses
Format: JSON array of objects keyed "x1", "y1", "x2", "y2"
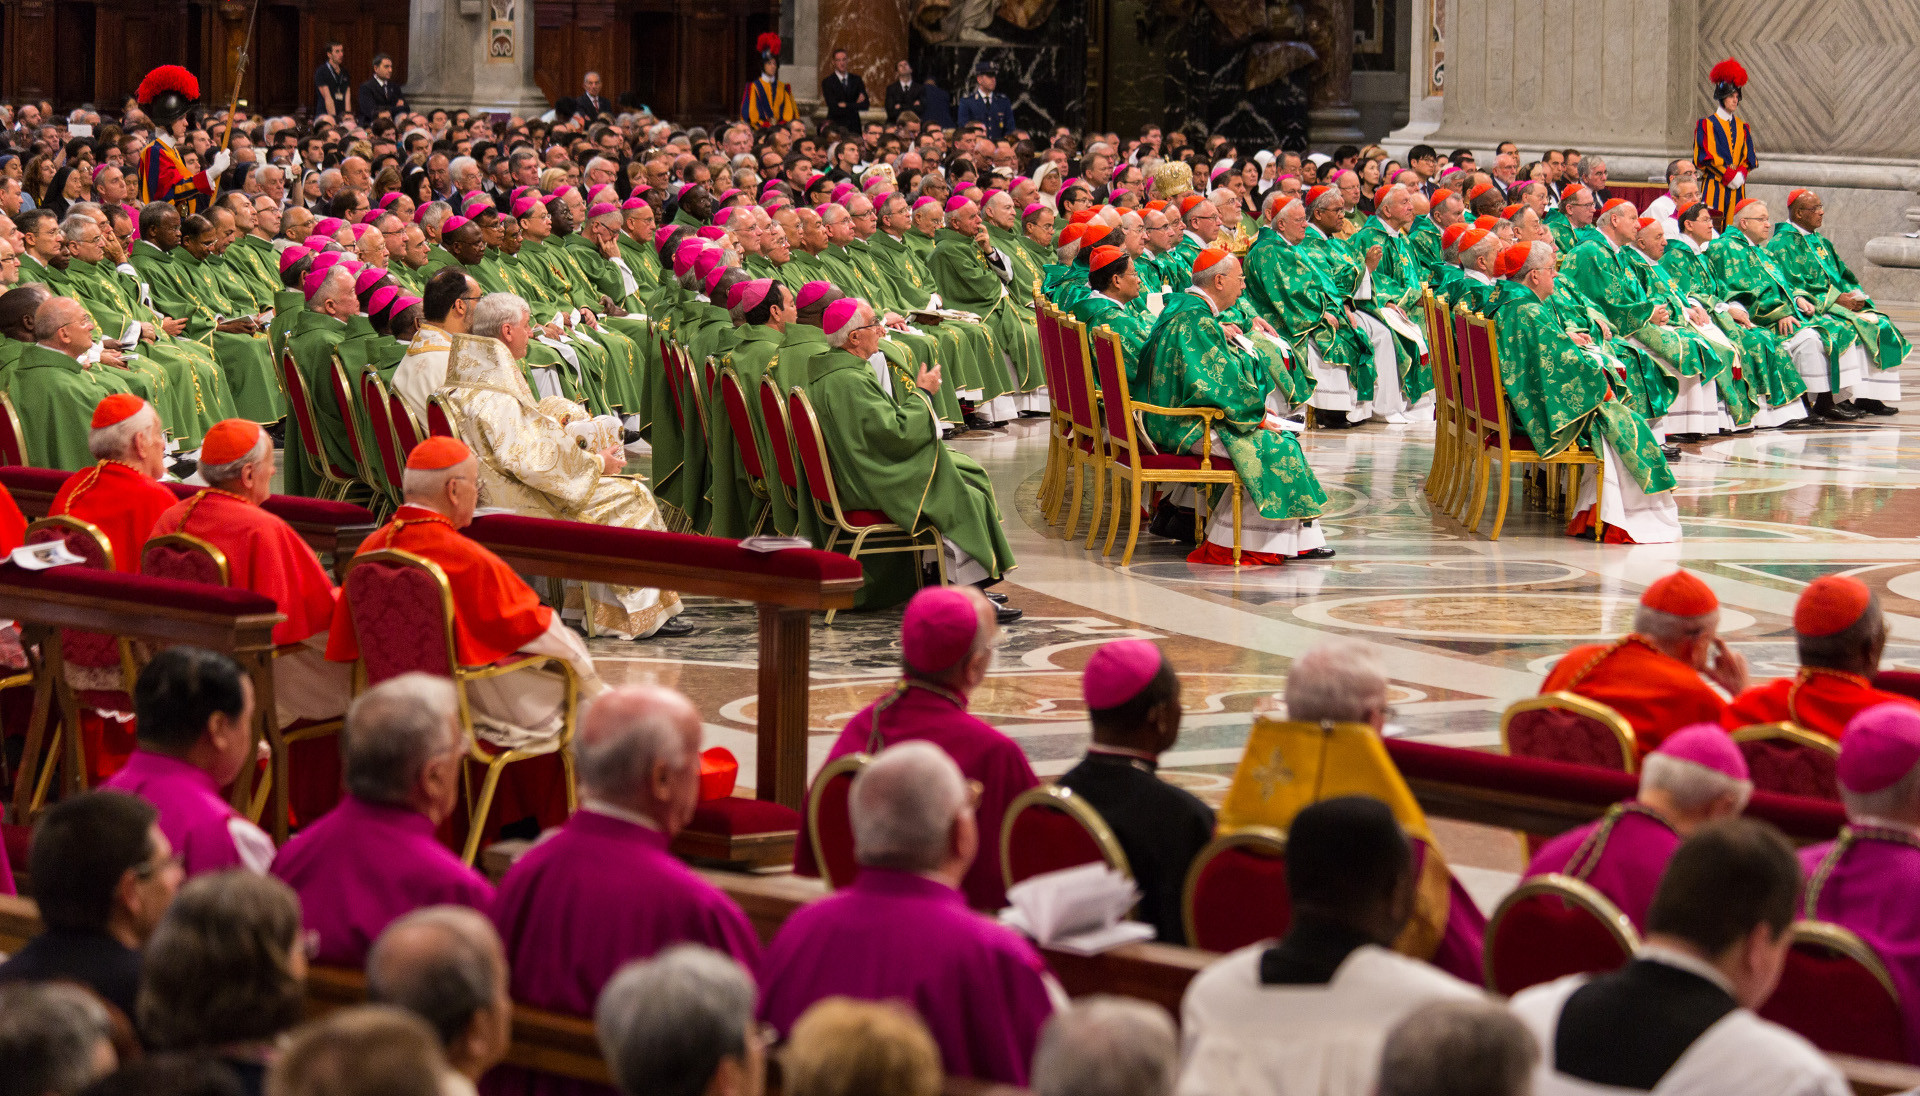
[{"x1": 133, "y1": 852, "x2": 183, "y2": 880}]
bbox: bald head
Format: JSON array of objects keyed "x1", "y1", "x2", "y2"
[
  {"x1": 32, "y1": 295, "x2": 89, "y2": 354},
  {"x1": 577, "y1": 685, "x2": 703, "y2": 834},
  {"x1": 366, "y1": 907, "x2": 510, "y2": 1081}
]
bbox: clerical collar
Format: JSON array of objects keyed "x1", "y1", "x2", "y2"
[
  {"x1": 1852, "y1": 815, "x2": 1920, "y2": 841},
  {"x1": 1637, "y1": 943, "x2": 1736, "y2": 996},
  {"x1": 1464, "y1": 268, "x2": 1493, "y2": 284},
  {"x1": 1086, "y1": 744, "x2": 1159, "y2": 771},
  {"x1": 1183, "y1": 230, "x2": 1207, "y2": 246},
  {"x1": 1259, "y1": 916, "x2": 1374, "y2": 986},
  {"x1": 581, "y1": 798, "x2": 662, "y2": 831},
  {"x1": 1716, "y1": 107, "x2": 1733, "y2": 122},
  {"x1": 1377, "y1": 221, "x2": 1403, "y2": 238},
  {"x1": 1184, "y1": 286, "x2": 1221, "y2": 315},
  {"x1": 1094, "y1": 291, "x2": 1129, "y2": 308}
]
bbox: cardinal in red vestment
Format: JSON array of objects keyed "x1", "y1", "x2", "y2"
[
  {"x1": 147, "y1": 419, "x2": 349, "y2": 726},
  {"x1": 50, "y1": 395, "x2": 181, "y2": 572},
  {"x1": 1727, "y1": 575, "x2": 1920, "y2": 737},
  {"x1": 1541, "y1": 570, "x2": 1748, "y2": 756}
]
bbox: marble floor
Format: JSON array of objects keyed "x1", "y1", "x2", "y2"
[{"x1": 596, "y1": 358, "x2": 1920, "y2": 902}]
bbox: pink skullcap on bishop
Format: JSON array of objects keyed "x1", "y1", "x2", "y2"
[
  {"x1": 511, "y1": 186, "x2": 536, "y2": 201},
  {"x1": 313, "y1": 217, "x2": 346, "y2": 238},
  {"x1": 1082, "y1": 639, "x2": 1165, "y2": 710},
  {"x1": 831, "y1": 183, "x2": 854, "y2": 203},
  {"x1": 702, "y1": 264, "x2": 729, "y2": 294},
  {"x1": 277, "y1": 245, "x2": 311, "y2": 273},
  {"x1": 672, "y1": 240, "x2": 705, "y2": 276},
  {"x1": 945, "y1": 196, "x2": 972, "y2": 213},
  {"x1": 693, "y1": 248, "x2": 726, "y2": 281},
  {"x1": 823, "y1": 296, "x2": 864, "y2": 337},
  {"x1": 697, "y1": 226, "x2": 728, "y2": 240},
  {"x1": 377, "y1": 192, "x2": 403, "y2": 209},
  {"x1": 348, "y1": 223, "x2": 373, "y2": 239},
  {"x1": 1023, "y1": 202, "x2": 1047, "y2": 220},
  {"x1": 713, "y1": 210, "x2": 734, "y2": 226},
  {"x1": 463, "y1": 191, "x2": 487, "y2": 206},
  {"x1": 795, "y1": 281, "x2": 833, "y2": 310},
  {"x1": 463, "y1": 199, "x2": 494, "y2": 218},
  {"x1": 588, "y1": 184, "x2": 616, "y2": 203},
  {"x1": 1640, "y1": 570, "x2": 1718, "y2": 617},
  {"x1": 1795, "y1": 575, "x2": 1872, "y2": 637},
  {"x1": 541, "y1": 193, "x2": 565, "y2": 208},
  {"x1": 1839, "y1": 704, "x2": 1920, "y2": 793},
  {"x1": 355, "y1": 267, "x2": 390, "y2": 295},
  {"x1": 1653, "y1": 724, "x2": 1749, "y2": 781},
  {"x1": 367, "y1": 285, "x2": 401, "y2": 317},
  {"x1": 441, "y1": 215, "x2": 471, "y2": 235},
  {"x1": 622, "y1": 197, "x2": 650, "y2": 211},
  {"x1": 655, "y1": 226, "x2": 679, "y2": 248},
  {"x1": 587, "y1": 202, "x2": 619, "y2": 219},
  {"x1": 407, "y1": 436, "x2": 472, "y2": 470},
  {"x1": 302, "y1": 267, "x2": 336, "y2": 300},
  {"x1": 91, "y1": 394, "x2": 147, "y2": 430},
  {"x1": 201, "y1": 419, "x2": 264, "y2": 466},
  {"x1": 900, "y1": 586, "x2": 985, "y2": 674},
  {"x1": 308, "y1": 251, "x2": 344, "y2": 274},
  {"x1": 393, "y1": 295, "x2": 421, "y2": 314},
  {"x1": 728, "y1": 278, "x2": 773, "y2": 313},
  {"x1": 1192, "y1": 247, "x2": 1231, "y2": 275},
  {"x1": 511, "y1": 196, "x2": 540, "y2": 217},
  {"x1": 550, "y1": 185, "x2": 576, "y2": 202}
]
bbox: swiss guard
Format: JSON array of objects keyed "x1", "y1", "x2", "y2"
[
  {"x1": 1692, "y1": 57, "x2": 1754, "y2": 230},
  {"x1": 135, "y1": 65, "x2": 228, "y2": 216}
]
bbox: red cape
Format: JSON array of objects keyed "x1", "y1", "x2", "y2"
[
  {"x1": 326, "y1": 506, "x2": 553, "y2": 666},
  {"x1": 1727, "y1": 669, "x2": 1920, "y2": 738},
  {"x1": 1542, "y1": 636, "x2": 1731, "y2": 756},
  {"x1": 0, "y1": 482, "x2": 23, "y2": 556},
  {"x1": 51, "y1": 461, "x2": 180, "y2": 573},
  {"x1": 149, "y1": 490, "x2": 338, "y2": 644}
]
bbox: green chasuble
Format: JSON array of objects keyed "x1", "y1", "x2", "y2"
[
  {"x1": 284, "y1": 309, "x2": 358, "y2": 497},
  {"x1": 1137, "y1": 292, "x2": 1327, "y2": 522},
  {"x1": 1069, "y1": 292, "x2": 1154, "y2": 365},
  {"x1": 1241, "y1": 227, "x2": 1376, "y2": 399},
  {"x1": 1768, "y1": 222, "x2": 1911, "y2": 371},
  {"x1": 867, "y1": 228, "x2": 1007, "y2": 407},
  {"x1": 1659, "y1": 239, "x2": 1808, "y2": 411},
  {"x1": 806, "y1": 348, "x2": 1015, "y2": 607},
  {"x1": 706, "y1": 323, "x2": 782, "y2": 539},
  {"x1": 721, "y1": 323, "x2": 823, "y2": 543},
  {"x1": 905, "y1": 229, "x2": 937, "y2": 265},
  {"x1": 225, "y1": 234, "x2": 282, "y2": 304},
  {"x1": 1407, "y1": 215, "x2": 1445, "y2": 273},
  {"x1": 525, "y1": 235, "x2": 646, "y2": 413},
  {"x1": 1565, "y1": 236, "x2": 1729, "y2": 383},
  {"x1": 47, "y1": 257, "x2": 216, "y2": 444},
  {"x1": 927, "y1": 228, "x2": 1041, "y2": 393},
  {"x1": 423, "y1": 243, "x2": 459, "y2": 275},
  {"x1": 1042, "y1": 261, "x2": 1089, "y2": 313},
  {"x1": 334, "y1": 319, "x2": 409, "y2": 499},
  {"x1": 1543, "y1": 210, "x2": 1576, "y2": 255},
  {"x1": 127, "y1": 242, "x2": 272, "y2": 423},
  {"x1": 1486, "y1": 281, "x2": 1674, "y2": 496},
  {"x1": 842, "y1": 238, "x2": 973, "y2": 423},
  {"x1": 1542, "y1": 279, "x2": 1676, "y2": 422},
  {"x1": 1705, "y1": 229, "x2": 1860, "y2": 390},
  {"x1": 1615, "y1": 246, "x2": 1748, "y2": 423},
  {"x1": 818, "y1": 243, "x2": 948, "y2": 416},
  {"x1": 269, "y1": 291, "x2": 304, "y2": 368},
  {"x1": 1349, "y1": 215, "x2": 1432, "y2": 403},
  {"x1": 990, "y1": 224, "x2": 1047, "y2": 307},
  {"x1": 12, "y1": 345, "x2": 120, "y2": 470}
]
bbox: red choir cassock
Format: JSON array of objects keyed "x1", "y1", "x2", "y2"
[
  {"x1": 1726, "y1": 576, "x2": 1919, "y2": 737},
  {"x1": 50, "y1": 397, "x2": 181, "y2": 572}
]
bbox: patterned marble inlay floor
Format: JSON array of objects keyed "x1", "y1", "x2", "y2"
[{"x1": 595, "y1": 361, "x2": 1920, "y2": 886}]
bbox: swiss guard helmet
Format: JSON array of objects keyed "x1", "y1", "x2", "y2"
[{"x1": 137, "y1": 65, "x2": 201, "y2": 129}]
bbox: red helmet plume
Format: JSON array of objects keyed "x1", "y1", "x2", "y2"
[
  {"x1": 137, "y1": 64, "x2": 201, "y2": 105},
  {"x1": 1708, "y1": 58, "x2": 1748, "y2": 88}
]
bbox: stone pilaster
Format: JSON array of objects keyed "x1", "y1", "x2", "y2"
[{"x1": 407, "y1": 0, "x2": 549, "y2": 115}]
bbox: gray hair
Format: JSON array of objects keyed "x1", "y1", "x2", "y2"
[
  {"x1": 319, "y1": 167, "x2": 344, "y2": 193},
  {"x1": 585, "y1": 156, "x2": 617, "y2": 178},
  {"x1": 1460, "y1": 232, "x2": 1500, "y2": 268},
  {"x1": 1284, "y1": 639, "x2": 1388, "y2": 724},
  {"x1": 596, "y1": 945, "x2": 755, "y2": 1096},
  {"x1": 1510, "y1": 240, "x2": 1555, "y2": 278},
  {"x1": 1843, "y1": 756, "x2": 1920, "y2": 822},
  {"x1": 1579, "y1": 155, "x2": 1608, "y2": 181},
  {"x1": 401, "y1": 460, "x2": 472, "y2": 501},
  {"x1": 66, "y1": 201, "x2": 104, "y2": 222},
  {"x1": 1308, "y1": 187, "x2": 1344, "y2": 216},
  {"x1": 576, "y1": 686, "x2": 695, "y2": 801},
  {"x1": 250, "y1": 163, "x2": 284, "y2": 188},
  {"x1": 419, "y1": 201, "x2": 454, "y2": 231},
  {"x1": 469, "y1": 292, "x2": 530, "y2": 341},
  {"x1": 448, "y1": 156, "x2": 479, "y2": 181},
  {"x1": 1377, "y1": 1000, "x2": 1538, "y2": 1096},
  {"x1": 1633, "y1": 604, "x2": 1716, "y2": 645},
  {"x1": 87, "y1": 403, "x2": 160, "y2": 460},
  {"x1": 1641, "y1": 753, "x2": 1752, "y2": 814},
  {"x1": 851, "y1": 740, "x2": 967, "y2": 873},
  {"x1": 367, "y1": 906, "x2": 504, "y2": 1047},
  {"x1": 341, "y1": 673, "x2": 462, "y2": 805},
  {"x1": 1191, "y1": 255, "x2": 1238, "y2": 292},
  {"x1": 824, "y1": 301, "x2": 873, "y2": 349},
  {"x1": 58, "y1": 214, "x2": 98, "y2": 243},
  {"x1": 0, "y1": 982, "x2": 116, "y2": 1096},
  {"x1": 199, "y1": 431, "x2": 272, "y2": 486},
  {"x1": 1031, "y1": 996, "x2": 1178, "y2": 1096}
]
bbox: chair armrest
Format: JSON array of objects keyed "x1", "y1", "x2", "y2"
[
  {"x1": 458, "y1": 653, "x2": 573, "y2": 685},
  {"x1": 1130, "y1": 402, "x2": 1223, "y2": 421}
]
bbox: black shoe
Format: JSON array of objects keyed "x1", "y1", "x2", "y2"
[
  {"x1": 994, "y1": 605, "x2": 1023, "y2": 625},
  {"x1": 623, "y1": 428, "x2": 643, "y2": 444},
  {"x1": 1668, "y1": 432, "x2": 1707, "y2": 443},
  {"x1": 1661, "y1": 444, "x2": 1683, "y2": 461},
  {"x1": 1294, "y1": 547, "x2": 1336, "y2": 560},
  {"x1": 983, "y1": 591, "x2": 1008, "y2": 604},
  {"x1": 1778, "y1": 416, "x2": 1819, "y2": 430},
  {"x1": 647, "y1": 617, "x2": 696, "y2": 638},
  {"x1": 1813, "y1": 393, "x2": 1864, "y2": 421},
  {"x1": 1148, "y1": 499, "x2": 1198, "y2": 544},
  {"x1": 1018, "y1": 409, "x2": 1048, "y2": 418},
  {"x1": 168, "y1": 458, "x2": 198, "y2": 480},
  {"x1": 1855, "y1": 398, "x2": 1900, "y2": 417}
]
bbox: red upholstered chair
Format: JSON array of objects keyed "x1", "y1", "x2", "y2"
[
  {"x1": 1033, "y1": 300, "x2": 1072, "y2": 524},
  {"x1": 1874, "y1": 671, "x2": 1920, "y2": 702},
  {"x1": 807, "y1": 753, "x2": 869, "y2": 889},
  {"x1": 1483, "y1": 874, "x2": 1639, "y2": 996},
  {"x1": 1055, "y1": 311, "x2": 1109, "y2": 547},
  {"x1": 717, "y1": 368, "x2": 771, "y2": 536},
  {"x1": 659, "y1": 337, "x2": 686, "y2": 429},
  {"x1": 1422, "y1": 288, "x2": 1462, "y2": 514},
  {"x1": 341, "y1": 548, "x2": 580, "y2": 864},
  {"x1": 1500, "y1": 693, "x2": 1638, "y2": 774},
  {"x1": 0, "y1": 393, "x2": 26, "y2": 466},
  {"x1": 388, "y1": 390, "x2": 427, "y2": 460},
  {"x1": 360, "y1": 369, "x2": 409, "y2": 514},
  {"x1": 786, "y1": 388, "x2": 942, "y2": 624},
  {"x1": 1759, "y1": 921, "x2": 1906, "y2": 1062},
  {"x1": 1089, "y1": 325, "x2": 1243, "y2": 565},
  {"x1": 999, "y1": 784, "x2": 1131, "y2": 892},
  {"x1": 1461, "y1": 310, "x2": 1601, "y2": 540},
  {"x1": 329, "y1": 358, "x2": 378, "y2": 505},
  {"x1": 426, "y1": 394, "x2": 458, "y2": 439},
  {"x1": 758, "y1": 376, "x2": 804, "y2": 513},
  {"x1": 280, "y1": 351, "x2": 358, "y2": 502},
  {"x1": 1731, "y1": 724, "x2": 1840, "y2": 801},
  {"x1": 1183, "y1": 828, "x2": 1291, "y2": 952}
]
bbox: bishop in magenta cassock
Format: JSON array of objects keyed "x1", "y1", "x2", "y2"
[
  {"x1": 1527, "y1": 725, "x2": 1752, "y2": 929},
  {"x1": 326, "y1": 437, "x2": 608, "y2": 752},
  {"x1": 48, "y1": 395, "x2": 180, "y2": 572},
  {"x1": 793, "y1": 585, "x2": 1039, "y2": 910},
  {"x1": 759, "y1": 741, "x2": 1058, "y2": 1086},
  {"x1": 1727, "y1": 575, "x2": 1920, "y2": 737},
  {"x1": 488, "y1": 684, "x2": 760, "y2": 1096},
  {"x1": 147, "y1": 419, "x2": 350, "y2": 728},
  {"x1": 271, "y1": 673, "x2": 494, "y2": 966},
  {"x1": 1540, "y1": 570, "x2": 1747, "y2": 756},
  {"x1": 101, "y1": 646, "x2": 276, "y2": 876},
  {"x1": 1800, "y1": 703, "x2": 1920, "y2": 1065}
]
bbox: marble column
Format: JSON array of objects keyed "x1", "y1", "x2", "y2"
[
  {"x1": 1306, "y1": 0, "x2": 1365, "y2": 144},
  {"x1": 1382, "y1": 0, "x2": 1444, "y2": 156},
  {"x1": 817, "y1": 0, "x2": 908, "y2": 117},
  {"x1": 407, "y1": 0, "x2": 549, "y2": 115}
]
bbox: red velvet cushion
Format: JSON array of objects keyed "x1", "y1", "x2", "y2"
[
  {"x1": 1488, "y1": 891, "x2": 1634, "y2": 996},
  {"x1": 1189, "y1": 844, "x2": 1291, "y2": 952},
  {"x1": 142, "y1": 542, "x2": 227, "y2": 587},
  {"x1": 841, "y1": 510, "x2": 893, "y2": 528},
  {"x1": 811, "y1": 768, "x2": 860, "y2": 889},
  {"x1": 1759, "y1": 941, "x2": 1908, "y2": 1061},
  {"x1": 464, "y1": 514, "x2": 863, "y2": 582},
  {"x1": 0, "y1": 562, "x2": 277, "y2": 617},
  {"x1": 1874, "y1": 671, "x2": 1920, "y2": 702},
  {"x1": 280, "y1": 351, "x2": 327, "y2": 461},
  {"x1": 0, "y1": 466, "x2": 70, "y2": 497},
  {"x1": 342, "y1": 560, "x2": 453, "y2": 684},
  {"x1": 261, "y1": 496, "x2": 378, "y2": 527},
  {"x1": 389, "y1": 394, "x2": 425, "y2": 456},
  {"x1": 757, "y1": 381, "x2": 801, "y2": 490},
  {"x1": 1738, "y1": 738, "x2": 1840, "y2": 801},
  {"x1": 718, "y1": 376, "x2": 767, "y2": 481},
  {"x1": 426, "y1": 400, "x2": 455, "y2": 439},
  {"x1": 1505, "y1": 707, "x2": 1632, "y2": 771},
  {"x1": 687, "y1": 797, "x2": 801, "y2": 837},
  {"x1": 1004, "y1": 802, "x2": 1107, "y2": 887},
  {"x1": 1112, "y1": 451, "x2": 1205, "y2": 471}
]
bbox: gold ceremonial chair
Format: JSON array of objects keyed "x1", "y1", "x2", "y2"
[
  {"x1": 1499, "y1": 692, "x2": 1638, "y2": 774},
  {"x1": 806, "y1": 752, "x2": 871, "y2": 890},
  {"x1": 1457, "y1": 309, "x2": 1602, "y2": 541},
  {"x1": 999, "y1": 784, "x2": 1132, "y2": 892},
  {"x1": 1483, "y1": 873, "x2": 1639, "y2": 996},
  {"x1": 1731, "y1": 722, "x2": 1841, "y2": 801},
  {"x1": 1183, "y1": 827, "x2": 1291, "y2": 952}
]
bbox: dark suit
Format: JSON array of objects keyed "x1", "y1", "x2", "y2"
[
  {"x1": 821, "y1": 71, "x2": 867, "y2": 132},
  {"x1": 1056, "y1": 751, "x2": 1216, "y2": 943},
  {"x1": 312, "y1": 62, "x2": 351, "y2": 119},
  {"x1": 0, "y1": 928, "x2": 143, "y2": 1022},
  {"x1": 920, "y1": 82, "x2": 954, "y2": 128},
  {"x1": 885, "y1": 80, "x2": 925, "y2": 122},
  {"x1": 579, "y1": 93, "x2": 612, "y2": 119},
  {"x1": 356, "y1": 76, "x2": 405, "y2": 124},
  {"x1": 956, "y1": 89, "x2": 1017, "y2": 139}
]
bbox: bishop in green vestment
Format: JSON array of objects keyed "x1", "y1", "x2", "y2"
[
  {"x1": 1706, "y1": 201, "x2": 1867, "y2": 411},
  {"x1": 1241, "y1": 197, "x2": 1381, "y2": 424},
  {"x1": 927, "y1": 198, "x2": 1044, "y2": 414},
  {"x1": 1067, "y1": 248, "x2": 1155, "y2": 364},
  {"x1": 127, "y1": 207, "x2": 272, "y2": 424},
  {"x1": 1348, "y1": 187, "x2": 1434, "y2": 411},
  {"x1": 1768, "y1": 191, "x2": 1909, "y2": 410},
  {"x1": 1656, "y1": 212, "x2": 1809, "y2": 424},
  {"x1": 282, "y1": 265, "x2": 362, "y2": 497},
  {"x1": 9, "y1": 299, "x2": 128, "y2": 470}
]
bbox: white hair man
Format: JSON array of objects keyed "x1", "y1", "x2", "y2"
[
  {"x1": 1377, "y1": 1002, "x2": 1537, "y2": 1096},
  {"x1": 1033, "y1": 997, "x2": 1179, "y2": 1096},
  {"x1": 927, "y1": 195, "x2": 1043, "y2": 421},
  {"x1": 490, "y1": 686, "x2": 760, "y2": 1091},
  {"x1": 760, "y1": 741, "x2": 1059, "y2": 1085},
  {"x1": 442, "y1": 293, "x2": 689, "y2": 638},
  {"x1": 147, "y1": 418, "x2": 350, "y2": 727},
  {"x1": 1347, "y1": 183, "x2": 1435, "y2": 424},
  {"x1": 1528, "y1": 725, "x2": 1752, "y2": 928},
  {"x1": 596, "y1": 945, "x2": 765, "y2": 1096},
  {"x1": 46, "y1": 394, "x2": 180, "y2": 570},
  {"x1": 271, "y1": 674, "x2": 494, "y2": 966},
  {"x1": 367, "y1": 907, "x2": 513, "y2": 1084}
]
